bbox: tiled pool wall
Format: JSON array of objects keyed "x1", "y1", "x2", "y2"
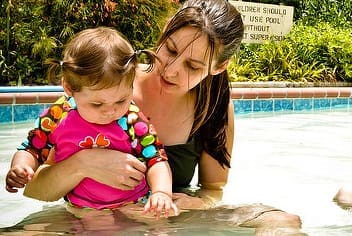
[
  {"x1": 232, "y1": 87, "x2": 352, "y2": 114},
  {"x1": 1, "y1": 86, "x2": 352, "y2": 123}
]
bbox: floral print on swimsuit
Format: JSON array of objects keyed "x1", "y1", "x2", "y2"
[{"x1": 18, "y1": 96, "x2": 74, "y2": 164}]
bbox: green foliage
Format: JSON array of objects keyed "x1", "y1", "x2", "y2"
[
  {"x1": 234, "y1": 0, "x2": 352, "y2": 26},
  {"x1": 2, "y1": 0, "x2": 351, "y2": 85},
  {"x1": 111, "y1": 0, "x2": 175, "y2": 50},
  {"x1": 287, "y1": 22, "x2": 352, "y2": 82},
  {"x1": 296, "y1": 0, "x2": 352, "y2": 28},
  {"x1": 229, "y1": 23, "x2": 352, "y2": 83},
  {"x1": 0, "y1": 0, "x2": 178, "y2": 86},
  {"x1": 228, "y1": 0, "x2": 352, "y2": 83}
]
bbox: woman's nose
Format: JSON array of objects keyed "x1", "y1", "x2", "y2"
[{"x1": 163, "y1": 57, "x2": 179, "y2": 78}]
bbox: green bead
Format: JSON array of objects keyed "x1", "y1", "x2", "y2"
[{"x1": 141, "y1": 135, "x2": 155, "y2": 146}]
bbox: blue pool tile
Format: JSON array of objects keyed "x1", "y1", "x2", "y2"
[
  {"x1": 313, "y1": 98, "x2": 331, "y2": 110},
  {"x1": 13, "y1": 104, "x2": 46, "y2": 122},
  {"x1": 294, "y1": 99, "x2": 313, "y2": 111},
  {"x1": 331, "y1": 98, "x2": 349, "y2": 108},
  {"x1": 259, "y1": 100, "x2": 274, "y2": 112},
  {"x1": 233, "y1": 100, "x2": 252, "y2": 114},
  {"x1": 253, "y1": 100, "x2": 261, "y2": 112},
  {"x1": 274, "y1": 99, "x2": 294, "y2": 111},
  {"x1": 0, "y1": 105, "x2": 13, "y2": 123},
  {"x1": 252, "y1": 99, "x2": 273, "y2": 112}
]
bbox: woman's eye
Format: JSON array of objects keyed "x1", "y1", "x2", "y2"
[
  {"x1": 187, "y1": 63, "x2": 200, "y2": 71},
  {"x1": 91, "y1": 103, "x2": 102, "y2": 107},
  {"x1": 166, "y1": 46, "x2": 177, "y2": 55},
  {"x1": 115, "y1": 100, "x2": 126, "y2": 105}
]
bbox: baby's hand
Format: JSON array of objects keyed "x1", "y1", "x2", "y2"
[
  {"x1": 5, "y1": 165, "x2": 34, "y2": 193},
  {"x1": 143, "y1": 191, "x2": 179, "y2": 219}
]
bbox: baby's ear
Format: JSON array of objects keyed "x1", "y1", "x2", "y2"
[
  {"x1": 61, "y1": 78, "x2": 73, "y2": 96},
  {"x1": 210, "y1": 60, "x2": 229, "y2": 75}
]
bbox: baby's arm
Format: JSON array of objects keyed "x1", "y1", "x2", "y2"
[
  {"x1": 127, "y1": 103, "x2": 178, "y2": 218},
  {"x1": 5, "y1": 150, "x2": 39, "y2": 193},
  {"x1": 143, "y1": 160, "x2": 178, "y2": 219},
  {"x1": 6, "y1": 96, "x2": 71, "y2": 193}
]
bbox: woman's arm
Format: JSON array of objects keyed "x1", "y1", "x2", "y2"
[
  {"x1": 24, "y1": 148, "x2": 147, "y2": 201},
  {"x1": 197, "y1": 101, "x2": 234, "y2": 202}
]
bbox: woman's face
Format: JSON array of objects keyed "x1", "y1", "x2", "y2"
[{"x1": 156, "y1": 26, "x2": 217, "y2": 94}]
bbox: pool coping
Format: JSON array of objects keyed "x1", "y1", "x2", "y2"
[{"x1": 1, "y1": 85, "x2": 352, "y2": 104}]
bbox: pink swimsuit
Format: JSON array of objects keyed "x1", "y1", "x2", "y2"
[{"x1": 19, "y1": 96, "x2": 167, "y2": 209}]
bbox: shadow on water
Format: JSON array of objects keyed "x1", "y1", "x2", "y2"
[
  {"x1": 2, "y1": 201, "x2": 351, "y2": 236},
  {"x1": 0, "y1": 204, "x2": 259, "y2": 235}
]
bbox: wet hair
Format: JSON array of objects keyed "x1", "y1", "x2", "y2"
[
  {"x1": 46, "y1": 27, "x2": 155, "y2": 92},
  {"x1": 157, "y1": 0, "x2": 244, "y2": 168}
]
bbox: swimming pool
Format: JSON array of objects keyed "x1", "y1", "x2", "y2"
[
  {"x1": 1, "y1": 106, "x2": 351, "y2": 235},
  {"x1": 225, "y1": 107, "x2": 352, "y2": 235}
]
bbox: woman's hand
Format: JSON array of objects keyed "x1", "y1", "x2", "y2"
[
  {"x1": 81, "y1": 149, "x2": 147, "y2": 190},
  {"x1": 172, "y1": 192, "x2": 207, "y2": 210},
  {"x1": 172, "y1": 188, "x2": 224, "y2": 210}
]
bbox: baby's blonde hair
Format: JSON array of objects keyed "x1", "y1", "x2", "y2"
[{"x1": 47, "y1": 27, "x2": 154, "y2": 91}]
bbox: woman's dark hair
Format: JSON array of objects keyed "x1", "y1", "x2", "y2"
[{"x1": 157, "y1": 0, "x2": 244, "y2": 168}]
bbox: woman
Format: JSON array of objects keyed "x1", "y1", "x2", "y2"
[{"x1": 21, "y1": 0, "x2": 301, "y2": 229}]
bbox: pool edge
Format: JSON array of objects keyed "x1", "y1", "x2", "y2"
[{"x1": 1, "y1": 86, "x2": 351, "y2": 123}]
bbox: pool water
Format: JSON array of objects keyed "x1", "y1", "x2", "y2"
[
  {"x1": 1, "y1": 108, "x2": 352, "y2": 235},
  {"x1": 223, "y1": 107, "x2": 352, "y2": 235}
]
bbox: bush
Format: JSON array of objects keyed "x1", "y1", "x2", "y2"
[
  {"x1": 2, "y1": 0, "x2": 351, "y2": 85},
  {"x1": 229, "y1": 22, "x2": 352, "y2": 83},
  {"x1": 233, "y1": 0, "x2": 352, "y2": 27},
  {"x1": 0, "y1": 0, "x2": 178, "y2": 86},
  {"x1": 228, "y1": 0, "x2": 352, "y2": 83},
  {"x1": 296, "y1": 0, "x2": 352, "y2": 28}
]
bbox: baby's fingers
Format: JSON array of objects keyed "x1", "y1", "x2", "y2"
[
  {"x1": 171, "y1": 202, "x2": 179, "y2": 216},
  {"x1": 144, "y1": 197, "x2": 166, "y2": 219},
  {"x1": 8, "y1": 174, "x2": 27, "y2": 185},
  {"x1": 155, "y1": 199, "x2": 168, "y2": 219},
  {"x1": 161, "y1": 200, "x2": 179, "y2": 218},
  {"x1": 5, "y1": 184, "x2": 19, "y2": 193},
  {"x1": 143, "y1": 199, "x2": 152, "y2": 214},
  {"x1": 5, "y1": 175, "x2": 25, "y2": 193}
]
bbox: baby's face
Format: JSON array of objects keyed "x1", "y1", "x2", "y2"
[{"x1": 73, "y1": 81, "x2": 133, "y2": 125}]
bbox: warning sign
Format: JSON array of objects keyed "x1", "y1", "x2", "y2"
[{"x1": 229, "y1": 1, "x2": 294, "y2": 44}]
